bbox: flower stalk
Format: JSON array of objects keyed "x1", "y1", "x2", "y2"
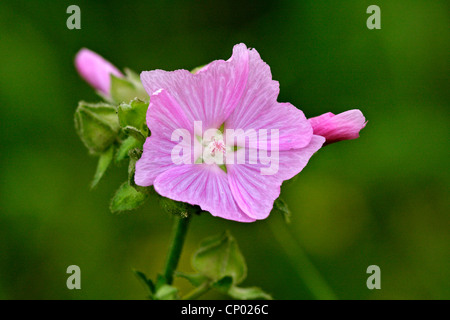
[{"x1": 163, "y1": 214, "x2": 191, "y2": 285}]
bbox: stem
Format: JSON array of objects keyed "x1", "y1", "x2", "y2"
[
  {"x1": 182, "y1": 282, "x2": 211, "y2": 300},
  {"x1": 269, "y1": 216, "x2": 338, "y2": 300},
  {"x1": 163, "y1": 215, "x2": 191, "y2": 285}
]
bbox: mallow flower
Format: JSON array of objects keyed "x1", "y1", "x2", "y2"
[
  {"x1": 75, "y1": 48, "x2": 123, "y2": 97},
  {"x1": 135, "y1": 43, "x2": 364, "y2": 222}
]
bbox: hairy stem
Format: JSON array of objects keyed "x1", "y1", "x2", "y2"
[{"x1": 163, "y1": 215, "x2": 191, "y2": 285}]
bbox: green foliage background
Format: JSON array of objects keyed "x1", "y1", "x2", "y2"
[{"x1": 0, "y1": 0, "x2": 448, "y2": 299}]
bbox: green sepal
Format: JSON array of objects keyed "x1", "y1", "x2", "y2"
[
  {"x1": 192, "y1": 231, "x2": 247, "y2": 285},
  {"x1": 272, "y1": 197, "x2": 291, "y2": 223},
  {"x1": 124, "y1": 69, "x2": 148, "y2": 99},
  {"x1": 110, "y1": 181, "x2": 148, "y2": 213},
  {"x1": 115, "y1": 136, "x2": 142, "y2": 163},
  {"x1": 91, "y1": 145, "x2": 115, "y2": 189},
  {"x1": 118, "y1": 98, "x2": 149, "y2": 141},
  {"x1": 74, "y1": 101, "x2": 120, "y2": 154},
  {"x1": 127, "y1": 148, "x2": 149, "y2": 193},
  {"x1": 123, "y1": 126, "x2": 146, "y2": 142},
  {"x1": 159, "y1": 197, "x2": 191, "y2": 218},
  {"x1": 110, "y1": 73, "x2": 148, "y2": 104}
]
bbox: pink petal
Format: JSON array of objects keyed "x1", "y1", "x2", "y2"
[
  {"x1": 135, "y1": 89, "x2": 196, "y2": 187},
  {"x1": 154, "y1": 164, "x2": 255, "y2": 222},
  {"x1": 225, "y1": 49, "x2": 311, "y2": 150},
  {"x1": 75, "y1": 48, "x2": 123, "y2": 96},
  {"x1": 140, "y1": 43, "x2": 249, "y2": 130},
  {"x1": 226, "y1": 102, "x2": 313, "y2": 151},
  {"x1": 224, "y1": 48, "x2": 279, "y2": 129},
  {"x1": 309, "y1": 109, "x2": 366, "y2": 145},
  {"x1": 134, "y1": 135, "x2": 180, "y2": 186},
  {"x1": 308, "y1": 112, "x2": 334, "y2": 129},
  {"x1": 227, "y1": 135, "x2": 325, "y2": 220},
  {"x1": 146, "y1": 89, "x2": 195, "y2": 137}
]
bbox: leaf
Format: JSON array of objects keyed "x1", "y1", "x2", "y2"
[
  {"x1": 115, "y1": 136, "x2": 142, "y2": 163},
  {"x1": 175, "y1": 272, "x2": 209, "y2": 288},
  {"x1": 74, "y1": 101, "x2": 120, "y2": 154},
  {"x1": 272, "y1": 197, "x2": 291, "y2": 223},
  {"x1": 228, "y1": 286, "x2": 273, "y2": 300},
  {"x1": 110, "y1": 182, "x2": 148, "y2": 213},
  {"x1": 118, "y1": 99, "x2": 149, "y2": 140},
  {"x1": 91, "y1": 145, "x2": 115, "y2": 189},
  {"x1": 154, "y1": 284, "x2": 179, "y2": 300},
  {"x1": 133, "y1": 269, "x2": 155, "y2": 295},
  {"x1": 192, "y1": 231, "x2": 247, "y2": 285}
]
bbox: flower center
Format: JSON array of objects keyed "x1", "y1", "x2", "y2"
[
  {"x1": 208, "y1": 137, "x2": 226, "y2": 157},
  {"x1": 197, "y1": 129, "x2": 232, "y2": 168}
]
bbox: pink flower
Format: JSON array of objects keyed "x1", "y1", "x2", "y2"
[
  {"x1": 135, "y1": 44, "x2": 326, "y2": 222},
  {"x1": 308, "y1": 110, "x2": 366, "y2": 145},
  {"x1": 75, "y1": 48, "x2": 123, "y2": 96}
]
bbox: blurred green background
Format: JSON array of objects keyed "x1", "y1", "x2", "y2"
[{"x1": 0, "y1": 0, "x2": 448, "y2": 300}]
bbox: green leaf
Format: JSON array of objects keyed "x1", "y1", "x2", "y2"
[
  {"x1": 192, "y1": 231, "x2": 247, "y2": 285},
  {"x1": 154, "y1": 284, "x2": 179, "y2": 300},
  {"x1": 91, "y1": 145, "x2": 115, "y2": 189},
  {"x1": 272, "y1": 197, "x2": 291, "y2": 223},
  {"x1": 115, "y1": 136, "x2": 142, "y2": 163},
  {"x1": 175, "y1": 272, "x2": 209, "y2": 288},
  {"x1": 118, "y1": 99, "x2": 149, "y2": 140},
  {"x1": 133, "y1": 269, "x2": 155, "y2": 295},
  {"x1": 110, "y1": 182, "x2": 148, "y2": 213},
  {"x1": 74, "y1": 101, "x2": 120, "y2": 154},
  {"x1": 228, "y1": 286, "x2": 273, "y2": 300}
]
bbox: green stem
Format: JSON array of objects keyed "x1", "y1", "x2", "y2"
[
  {"x1": 269, "y1": 216, "x2": 338, "y2": 300},
  {"x1": 182, "y1": 282, "x2": 211, "y2": 300},
  {"x1": 163, "y1": 215, "x2": 191, "y2": 285}
]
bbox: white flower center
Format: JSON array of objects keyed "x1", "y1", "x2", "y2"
[{"x1": 198, "y1": 130, "x2": 231, "y2": 166}]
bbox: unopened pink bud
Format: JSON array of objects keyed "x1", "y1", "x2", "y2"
[
  {"x1": 308, "y1": 109, "x2": 367, "y2": 145},
  {"x1": 75, "y1": 48, "x2": 123, "y2": 96}
]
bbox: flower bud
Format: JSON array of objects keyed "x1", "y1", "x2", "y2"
[
  {"x1": 75, "y1": 48, "x2": 123, "y2": 96},
  {"x1": 74, "y1": 102, "x2": 120, "y2": 154},
  {"x1": 308, "y1": 109, "x2": 366, "y2": 145}
]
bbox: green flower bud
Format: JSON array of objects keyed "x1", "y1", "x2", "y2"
[{"x1": 74, "y1": 101, "x2": 120, "y2": 154}]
